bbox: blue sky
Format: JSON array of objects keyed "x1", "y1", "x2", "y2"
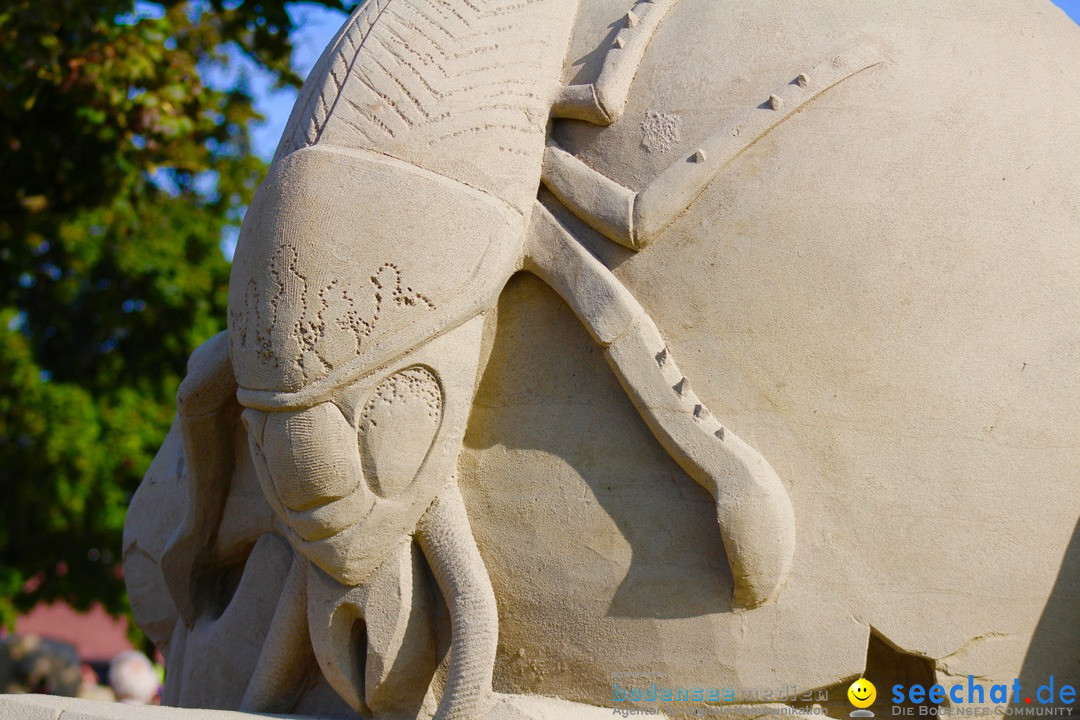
[
  {"x1": 247, "y1": 1, "x2": 1080, "y2": 160},
  {"x1": 1056, "y1": 0, "x2": 1080, "y2": 23}
]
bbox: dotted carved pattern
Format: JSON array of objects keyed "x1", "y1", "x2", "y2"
[
  {"x1": 231, "y1": 244, "x2": 434, "y2": 386},
  {"x1": 361, "y1": 366, "x2": 443, "y2": 426}
]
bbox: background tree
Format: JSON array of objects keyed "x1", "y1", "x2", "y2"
[{"x1": 0, "y1": 0, "x2": 356, "y2": 629}]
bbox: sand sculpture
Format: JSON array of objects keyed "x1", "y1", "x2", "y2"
[{"x1": 120, "y1": 1, "x2": 1080, "y2": 718}]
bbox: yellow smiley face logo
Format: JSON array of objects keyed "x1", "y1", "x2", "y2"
[{"x1": 848, "y1": 678, "x2": 876, "y2": 708}]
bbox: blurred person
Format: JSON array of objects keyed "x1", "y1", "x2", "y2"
[
  {"x1": 77, "y1": 662, "x2": 116, "y2": 702},
  {"x1": 0, "y1": 634, "x2": 81, "y2": 695},
  {"x1": 107, "y1": 650, "x2": 159, "y2": 704}
]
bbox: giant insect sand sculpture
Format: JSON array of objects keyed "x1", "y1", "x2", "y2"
[{"x1": 156, "y1": 0, "x2": 881, "y2": 716}]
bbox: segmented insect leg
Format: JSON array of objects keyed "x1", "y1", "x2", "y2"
[
  {"x1": 240, "y1": 554, "x2": 314, "y2": 713},
  {"x1": 523, "y1": 201, "x2": 796, "y2": 608},
  {"x1": 542, "y1": 45, "x2": 883, "y2": 249},
  {"x1": 416, "y1": 482, "x2": 499, "y2": 720},
  {"x1": 159, "y1": 330, "x2": 240, "y2": 625},
  {"x1": 552, "y1": 0, "x2": 683, "y2": 124}
]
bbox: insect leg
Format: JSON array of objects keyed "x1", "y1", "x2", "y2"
[
  {"x1": 416, "y1": 481, "x2": 499, "y2": 720},
  {"x1": 543, "y1": 45, "x2": 882, "y2": 250},
  {"x1": 552, "y1": 0, "x2": 682, "y2": 125},
  {"x1": 523, "y1": 201, "x2": 796, "y2": 608},
  {"x1": 159, "y1": 330, "x2": 240, "y2": 625},
  {"x1": 240, "y1": 553, "x2": 313, "y2": 713}
]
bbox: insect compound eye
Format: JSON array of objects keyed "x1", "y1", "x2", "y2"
[
  {"x1": 257, "y1": 402, "x2": 364, "y2": 512},
  {"x1": 358, "y1": 366, "x2": 443, "y2": 499}
]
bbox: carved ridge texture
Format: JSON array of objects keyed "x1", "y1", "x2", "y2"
[
  {"x1": 277, "y1": 0, "x2": 580, "y2": 212},
  {"x1": 275, "y1": 0, "x2": 396, "y2": 161}
]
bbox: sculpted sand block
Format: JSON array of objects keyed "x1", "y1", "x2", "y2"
[{"x1": 122, "y1": 1, "x2": 1080, "y2": 717}]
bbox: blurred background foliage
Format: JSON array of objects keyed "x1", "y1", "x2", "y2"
[{"x1": 0, "y1": 0, "x2": 357, "y2": 630}]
